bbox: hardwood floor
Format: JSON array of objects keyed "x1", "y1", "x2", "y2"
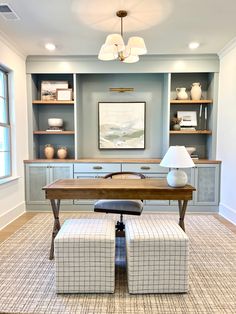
[
  {"x1": 0, "y1": 212, "x2": 38, "y2": 243},
  {"x1": 213, "y1": 214, "x2": 236, "y2": 234},
  {"x1": 0, "y1": 212, "x2": 235, "y2": 243}
]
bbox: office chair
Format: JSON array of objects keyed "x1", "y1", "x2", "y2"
[{"x1": 94, "y1": 171, "x2": 145, "y2": 232}]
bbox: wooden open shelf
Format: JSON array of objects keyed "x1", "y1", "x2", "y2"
[
  {"x1": 170, "y1": 100, "x2": 213, "y2": 104},
  {"x1": 33, "y1": 131, "x2": 75, "y2": 135},
  {"x1": 170, "y1": 130, "x2": 212, "y2": 135},
  {"x1": 32, "y1": 100, "x2": 74, "y2": 105}
]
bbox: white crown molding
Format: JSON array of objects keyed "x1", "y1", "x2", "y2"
[
  {"x1": 26, "y1": 53, "x2": 219, "y2": 63},
  {"x1": 218, "y1": 37, "x2": 236, "y2": 59},
  {"x1": 0, "y1": 30, "x2": 26, "y2": 60}
]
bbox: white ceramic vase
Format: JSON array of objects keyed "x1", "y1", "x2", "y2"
[
  {"x1": 176, "y1": 87, "x2": 188, "y2": 100},
  {"x1": 191, "y1": 82, "x2": 202, "y2": 100}
]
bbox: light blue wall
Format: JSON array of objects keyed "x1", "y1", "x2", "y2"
[{"x1": 78, "y1": 73, "x2": 164, "y2": 158}]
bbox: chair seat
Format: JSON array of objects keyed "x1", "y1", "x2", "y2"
[{"x1": 94, "y1": 200, "x2": 143, "y2": 215}]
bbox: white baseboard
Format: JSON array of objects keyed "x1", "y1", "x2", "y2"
[
  {"x1": 0, "y1": 202, "x2": 26, "y2": 230},
  {"x1": 219, "y1": 203, "x2": 236, "y2": 226}
]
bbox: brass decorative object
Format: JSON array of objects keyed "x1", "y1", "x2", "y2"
[{"x1": 109, "y1": 88, "x2": 134, "y2": 93}]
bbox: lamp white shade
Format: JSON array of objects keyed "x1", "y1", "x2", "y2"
[
  {"x1": 128, "y1": 36, "x2": 147, "y2": 55},
  {"x1": 105, "y1": 34, "x2": 125, "y2": 52},
  {"x1": 160, "y1": 146, "x2": 195, "y2": 168},
  {"x1": 98, "y1": 44, "x2": 118, "y2": 61},
  {"x1": 122, "y1": 54, "x2": 139, "y2": 63}
]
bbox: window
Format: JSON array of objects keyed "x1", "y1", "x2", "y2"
[{"x1": 0, "y1": 68, "x2": 11, "y2": 179}]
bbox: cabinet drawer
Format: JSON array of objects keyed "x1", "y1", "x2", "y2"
[
  {"x1": 122, "y1": 163, "x2": 168, "y2": 173},
  {"x1": 74, "y1": 163, "x2": 121, "y2": 173}
]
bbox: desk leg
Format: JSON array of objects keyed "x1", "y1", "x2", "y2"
[
  {"x1": 49, "y1": 199, "x2": 61, "y2": 260},
  {"x1": 178, "y1": 200, "x2": 188, "y2": 232}
]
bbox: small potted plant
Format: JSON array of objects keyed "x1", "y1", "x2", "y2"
[{"x1": 171, "y1": 116, "x2": 182, "y2": 131}]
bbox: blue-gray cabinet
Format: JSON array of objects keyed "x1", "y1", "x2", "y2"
[
  {"x1": 25, "y1": 163, "x2": 73, "y2": 205},
  {"x1": 24, "y1": 161, "x2": 220, "y2": 211}
]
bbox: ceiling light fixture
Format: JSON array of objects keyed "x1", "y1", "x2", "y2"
[
  {"x1": 45, "y1": 43, "x2": 56, "y2": 51},
  {"x1": 98, "y1": 10, "x2": 147, "y2": 63},
  {"x1": 188, "y1": 42, "x2": 200, "y2": 50}
]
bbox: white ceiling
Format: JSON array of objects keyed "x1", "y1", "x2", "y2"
[{"x1": 0, "y1": 0, "x2": 236, "y2": 56}]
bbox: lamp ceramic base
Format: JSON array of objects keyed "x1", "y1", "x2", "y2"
[{"x1": 167, "y1": 169, "x2": 188, "y2": 187}]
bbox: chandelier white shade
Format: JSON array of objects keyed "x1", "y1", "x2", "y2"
[
  {"x1": 128, "y1": 37, "x2": 147, "y2": 55},
  {"x1": 160, "y1": 146, "x2": 195, "y2": 187},
  {"x1": 98, "y1": 44, "x2": 118, "y2": 60},
  {"x1": 98, "y1": 10, "x2": 147, "y2": 63}
]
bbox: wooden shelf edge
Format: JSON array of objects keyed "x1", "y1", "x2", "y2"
[
  {"x1": 170, "y1": 99, "x2": 213, "y2": 104},
  {"x1": 170, "y1": 130, "x2": 212, "y2": 134},
  {"x1": 33, "y1": 131, "x2": 75, "y2": 135},
  {"x1": 32, "y1": 100, "x2": 74, "y2": 105},
  {"x1": 23, "y1": 158, "x2": 221, "y2": 164}
]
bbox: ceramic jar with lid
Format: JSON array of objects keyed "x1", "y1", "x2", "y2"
[{"x1": 44, "y1": 144, "x2": 55, "y2": 159}]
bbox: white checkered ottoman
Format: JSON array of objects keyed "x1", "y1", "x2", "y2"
[
  {"x1": 125, "y1": 219, "x2": 189, "y2": 294},
  {"x1": 54, "y1": 218, "x2": 115, "y2": 293}
]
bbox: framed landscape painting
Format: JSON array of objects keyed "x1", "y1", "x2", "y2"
[{"x1": 98, "y1": 102, "x2": 146, "y2": 150}]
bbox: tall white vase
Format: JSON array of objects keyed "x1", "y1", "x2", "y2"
[{"x1": 191, "y1": 82, "x2": 202, "y2": 100}]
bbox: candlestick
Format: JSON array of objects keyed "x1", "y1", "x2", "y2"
[
  {"x1": 199, "y1": 104, "x2": 202, "y2": 117},
  {"x1": 205, "y1": 107, "x2": 207, "y2": 119}
]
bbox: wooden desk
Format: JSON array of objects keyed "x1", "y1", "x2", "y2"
[{"x1": 43, "y1": 178, "x2": 196, "y2": 259}]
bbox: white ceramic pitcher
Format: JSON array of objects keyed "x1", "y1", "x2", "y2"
[
  {"x1": 176, "y1": 87, "x2": 188, "y2": 100},
  {"x1": 191, "y1": 82, "x2": 202, "y2": 100}
]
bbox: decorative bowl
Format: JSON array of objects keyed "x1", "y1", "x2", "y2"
[
  {"x1": 48, "y1": 118, "x2": 63, "y2": 127},
  {"x1": 185, "y1": 146, "x2": 196, "y2": 155}
]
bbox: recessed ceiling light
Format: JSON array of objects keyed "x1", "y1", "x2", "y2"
[
  {"x1": 188, "y1": 42, "x2": 200, "y2": 50},
  {"x1": 45, "y1": 43, "x2": 56, "y2": 51}
]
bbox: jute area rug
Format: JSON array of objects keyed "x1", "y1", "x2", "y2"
[{"x1": 0, "y1": 213, "x2": 235, "y2": 314}]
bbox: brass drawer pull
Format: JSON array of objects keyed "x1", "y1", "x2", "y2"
[
  {"x1": 93, "y1": 166, "x2": 103, "y2": 170},
  {"x1": 140, "y1": 166, "x2": 151, "y2": 170}
]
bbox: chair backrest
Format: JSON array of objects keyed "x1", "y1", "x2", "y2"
[{"x1": 104, "y1": 171, "x2": 145, "y2": 180}]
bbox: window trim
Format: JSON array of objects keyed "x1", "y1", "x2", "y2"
[{"x1": 0, "y1": 68, "x2": 12, "y2": 179}]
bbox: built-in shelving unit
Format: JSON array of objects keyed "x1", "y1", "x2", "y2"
[
  {"x1": 26, "y1": 66, "x2": 218, "y2": 160},
  {"x1": 169, "y1": 73, "x2": 217, "y2": 159},
  {"x1": 29, "y1": 73, "x2": 76, "y2": 159}
]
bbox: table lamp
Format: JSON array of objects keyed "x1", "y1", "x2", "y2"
[{"x1": 160, "y1": 146, "x2": 195, "y2": 187}]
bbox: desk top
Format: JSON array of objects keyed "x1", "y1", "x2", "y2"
[{"x1": 43, "y1": 178, "x2": 196, "y2": 201}]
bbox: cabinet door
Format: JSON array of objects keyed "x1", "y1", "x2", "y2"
[
  {"x1": 50, "y1": 163, "x2": 73, "y2": 182},
  {"x1": 144, "y1": 173, "x2": 169, "y2": 205},
  {"x1": 170, "y1": 168, "x2": 195, "y2": 205},
  {"x1": 194, "y1": 164, "x2": 220, "y2": 205},
  {"x1": 25, "y1": 164, "x2": 50, "y2": 204},
  {"x1": 50, "y1": 163, "x2": 74, "y2": 204}
]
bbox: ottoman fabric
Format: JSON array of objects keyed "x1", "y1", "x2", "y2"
[
  {"x1": 125, "y1": 219, "x2": 189, "y2": 294},
  {"x1": 55, "y1": 218, "x2": 115, "y2": 293}
]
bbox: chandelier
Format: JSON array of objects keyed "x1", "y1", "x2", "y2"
[{"x1": 98, "y1": 10, "x2": 147, "y2": 63}]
